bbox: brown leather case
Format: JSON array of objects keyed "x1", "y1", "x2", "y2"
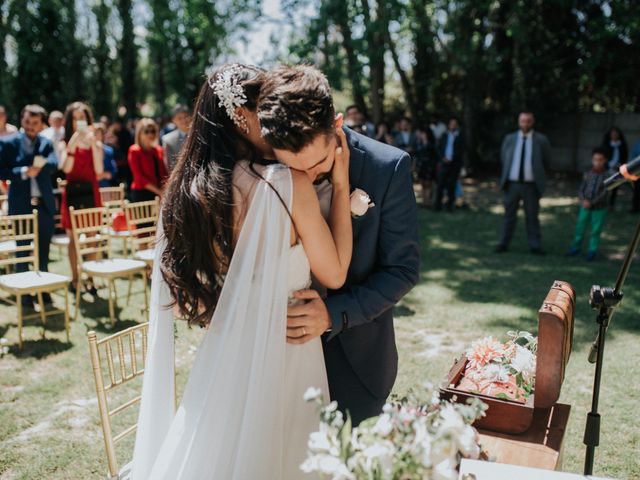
[
  {"x1": 534, "y1": 280, "x2": 575, "y2": 408},
  {"x1": 440, "y1": 280, "x2": 575, "y2": 434}
]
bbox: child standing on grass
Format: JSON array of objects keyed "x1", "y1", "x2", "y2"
[{"x1": 567, "y1": 147, "x2": 610, "y2": 261}]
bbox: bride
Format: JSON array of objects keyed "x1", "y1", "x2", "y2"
[{"x1": 131, "y1": 64, "x2": 352, "y2": 479}]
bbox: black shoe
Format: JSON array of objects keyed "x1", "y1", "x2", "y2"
[
  {"x1": 565, "y1": 248, "x2": 580, "y2": 257},
  {"x1": 530, "y1": 248, "x2": 546, "y2": 256},
  {"x1": 494, "y1": 244, "x2": 508, "y2": 253},
  {"x1": 87, "y1": 284, "x2": 98, "y2": 296}
]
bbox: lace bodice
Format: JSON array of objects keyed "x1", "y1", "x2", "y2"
[{"x1": 288, "y1": 243, "x2": 311, "y2": 300}]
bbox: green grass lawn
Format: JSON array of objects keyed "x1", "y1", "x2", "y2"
[{"x1": 1, "y1": 175, "x2": 639, "y2": 479}]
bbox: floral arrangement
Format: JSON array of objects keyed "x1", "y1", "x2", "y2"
[
  {"x1": 457, "y1": 331, "x2": 537, "y2": 403},
  {"x1": 301, "y1": 383, "x2": 487, "y2": 480}
]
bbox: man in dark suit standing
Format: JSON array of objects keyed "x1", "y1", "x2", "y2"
[
  {"x1": 161, "y1": 104, "x2": 191, "y2": 174},
  {"x1": 435, "y1": 117, "x2": 464, "y2": 211},
  {"x1": 495, "y1": 111, "x2": 550, "y2": 255},
  {"x1": 0, "y1": 105, "x2": 59, "y2": 305},
  {"x1": 257, "y1": 66, "x2": 420, "y2": 425}
]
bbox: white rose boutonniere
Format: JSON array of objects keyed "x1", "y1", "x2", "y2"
[{"x1": 350, "y1": 188, "x2": 375, "y2": 217}]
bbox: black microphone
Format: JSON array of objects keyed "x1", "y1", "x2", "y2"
[{"x1": 604, "y1": 156, "x2": 640, "y2": 191}]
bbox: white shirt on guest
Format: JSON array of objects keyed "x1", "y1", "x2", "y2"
[
  {"x1": 509, "y1": 130, "x2": 534, "y2": 182},
  {"x1": 41, "y1": 126, "x2": 65, "y2": 145},
  {"x1": 20, "y1": 135, "x2": 43, "y2": 198}
]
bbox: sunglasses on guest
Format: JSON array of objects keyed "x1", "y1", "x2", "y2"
[{"x1": 143, "y1": 129, "x2": 157, "y2": 135}]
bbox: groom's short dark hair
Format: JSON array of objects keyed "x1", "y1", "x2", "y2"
[{"x1": 258, "y1": 65, "x2": 335, "y2": 153}]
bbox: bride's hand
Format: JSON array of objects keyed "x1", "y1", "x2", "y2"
[{"x1": 331, "y1": 115, "x2": 350, "y2": 190}]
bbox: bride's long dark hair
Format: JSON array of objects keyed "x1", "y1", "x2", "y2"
[{"x1": 160, "y1": 64, "x2": 264, "y2": 327}]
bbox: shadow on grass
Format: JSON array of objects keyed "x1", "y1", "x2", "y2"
[
  {"x1": 11, "y1": 337, "x2": 73, "y2": 359},
  {"x1": 418, "y1": 198, "x2": 640, "y2": 347}
]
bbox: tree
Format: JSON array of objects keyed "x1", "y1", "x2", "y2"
[
  {"x1": 117, "y1": 0, "x2": 137, "y2": 119},
  {"x1": 92, "y1": 0, "x2": 113, "y2": 117}
]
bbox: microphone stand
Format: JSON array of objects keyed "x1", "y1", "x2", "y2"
[{"x1": 583, "y1": 216, "x2": 640, "y2": 475}]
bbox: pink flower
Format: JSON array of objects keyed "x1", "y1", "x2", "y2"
[
  {"x1": 350, "y1": 188, "x2": 374, "y2": 217},
  {"x1": 466, "y1": 337, "x2": 505, "y2": 370}
]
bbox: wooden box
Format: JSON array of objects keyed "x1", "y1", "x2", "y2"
[{"x1": 440, "y1": 280, "x2": 575, "y2": 434}]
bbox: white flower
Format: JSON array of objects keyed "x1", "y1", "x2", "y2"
[
  {"x1": 483, "y1": 363, "x2": 511, "y2": 383},
  {"x1": 325, "y1": 401, "x2": 339, "y2": 413},
  {"x1": 371, "y1": 413, "x2": 394, "y2": 437},
  {"x1": 509, "y1": 344, "x2": 536, "y2": 377},
  {"x1": 438, "y1": 404, "x2": 465, "y2": 435},
  {"x1": 317, "y1": 455, "x2": 352, "y2": 478},
  {"x1": 0, "y1": 338, "x2": 8, "y2": 345},
  {"x1": 301, "y1": 454, "x2": 353, "y2": 479},
  {"x1": 304, "y1": 387, "x2": 323, "y2": 402},
  {"x1": 350, "y1": 188, "x2": 374, "y2": 217},
  {"x1": 1, "y1": 346, "x2": 8, "y2": 355},
  {"x1": 432, "y1": 457, "x2": 458, "y2": 480},
  {"x1": 457, "y1": 425, "x2": 481, "y2": 459}
]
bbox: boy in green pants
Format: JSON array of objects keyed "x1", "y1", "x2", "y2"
[{"x1": 567, "y1": 147, "x2": 609, "y2": 261}]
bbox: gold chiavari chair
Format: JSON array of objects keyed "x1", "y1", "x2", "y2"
[
  {"x1": 51, "y1": 179, "x2": 70, "y2": 258},
  {"x1": 87, "y1": 323, "x2": 147, "y2": 479},
  {"x1": 100, "y1": 184, "x2": 130, "y2": 256},
  {"x1": 0, "y1": 211, "x2": 70, "y2": 349},
  {"x1": 99, "y1": 183, "x2": 126, "y2": 210},
  {"x1": 123, "y1": 198, "x2": 159, "y2": 267},
  {"x1": 69, "y1": 207, "x2": 147, "y2": 326}
]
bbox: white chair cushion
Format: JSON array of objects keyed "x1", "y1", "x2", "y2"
[
  {"x1": 81, "y1": 258, "x2": 146, "y2": 275},
  {"x1": 0, "y1": 240, "x2": 17, "y2": 254},
  {"x1": 0, "y1": 270, "x2": 70, "y2": 292},
  {"x1": 133, "y1": 249, "x2": 154, "y2": 263},
  {"x1": 51, "y1": 233, "x2": 69, "y2": 246}
]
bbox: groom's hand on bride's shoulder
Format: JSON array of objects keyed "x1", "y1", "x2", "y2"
[{"x1": 286, "y1": 289, "x2": 331, "y2": 344}]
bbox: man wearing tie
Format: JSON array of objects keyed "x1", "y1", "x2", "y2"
[
  {"x1": 0, "y1": 105, "x2": 59, "y2": 306},
  {"x1": 495, "y1": 111, "x2": 550, "y2": 255}
]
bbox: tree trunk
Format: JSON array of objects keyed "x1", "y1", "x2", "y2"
[
  {"x1": 361, "y1": 0, "x2": 386, "y2": 124},
  {"x1": 386, "y1": 29, "x2": 417, "y2": 121},
  {"x1": 334, "y1": 6, "x2": 367, "y2": 113},
  {"x1": 0, "y1": 0, "x2": 7, "y2": 103},
  {"x1": 411, "y1": 0, "x2": 432, "y2": 125},
  {"x1": 93, "y1": 0, "x2": 112, "y2": 117},
  {"x1": 117, "y1": 0, "x2": 137, "y2": 119}
]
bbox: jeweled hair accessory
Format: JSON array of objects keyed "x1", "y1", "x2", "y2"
[{"x1": 208, "y1": 65, "x2": 248, "y2": 130}]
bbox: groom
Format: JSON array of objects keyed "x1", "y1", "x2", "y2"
[{"x1": 257, "y1": 66, "x2": 420, "y2": 425}]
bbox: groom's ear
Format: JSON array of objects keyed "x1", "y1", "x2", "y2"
[{"x1": 335, "y1": 113, "x2": 344, "y2": 129}]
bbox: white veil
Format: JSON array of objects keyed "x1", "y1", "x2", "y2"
[{"x1": 132, "y1": 164, "x2": 293, "y2": 479}]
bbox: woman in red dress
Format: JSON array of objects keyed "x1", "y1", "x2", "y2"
[
  {"x1": 129, "y1": 118, "x2": 168, "y2": 202},
  {"x1": 59, "y1": 102, "x2": 104, "y2": 294}
]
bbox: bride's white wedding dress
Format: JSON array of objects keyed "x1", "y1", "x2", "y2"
[{"x1": 131, "y1": 164, "x2": 329, "y2": 479}]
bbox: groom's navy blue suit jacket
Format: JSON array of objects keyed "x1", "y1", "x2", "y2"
[{"x1": 323, "y1": 128, "x2": 420, "y2": 399}]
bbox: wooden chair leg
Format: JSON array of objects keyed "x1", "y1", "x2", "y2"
[
  {"x1": 126, "y1": 275, "x2": 133, "y2": 305},
  {"x1": 143, "y1": 271, "x2": 149, "y2": 313},
  {"x1": 36, "y1": 291, "x2": 46, "y2": 339},
  {"x1": 17, "y1": 293, "x2": 23, "y2": 350},
  {"x1": 74, "y1": 278, "x2": 82, "y2": 322},
  {"x1": 64, "y1": 286, "x2": 70, "y2": 343},
  {"x1": 107, "y1": 279, "x2": 116, "y2": 327}
]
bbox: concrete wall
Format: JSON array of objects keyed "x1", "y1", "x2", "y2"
[{"x1": 544, "y1": 113, "x2": 640, "y2": 172}]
